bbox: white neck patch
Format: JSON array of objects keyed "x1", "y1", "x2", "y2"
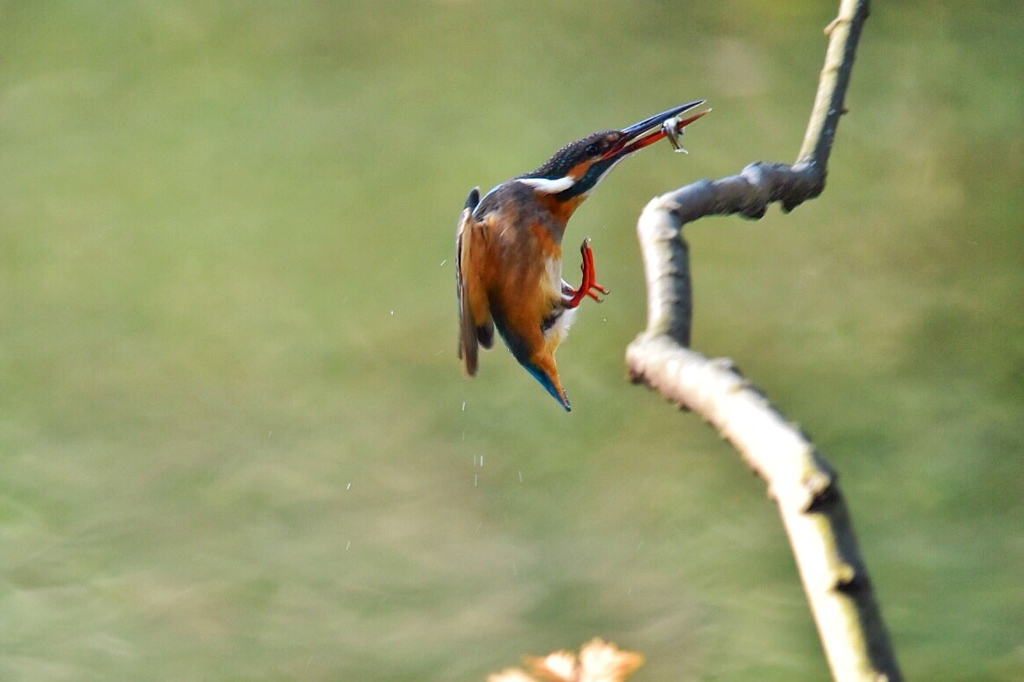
[{"x1": 517, "y1": 176, "x2": 576, "y2": 194}]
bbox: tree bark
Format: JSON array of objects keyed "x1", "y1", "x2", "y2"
[{"x1": 625, "y1": 1, "x2": 902, "y2": 680}]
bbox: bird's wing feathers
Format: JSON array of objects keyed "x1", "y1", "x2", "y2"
[{"x1": 456, "y1": 188, "x2": 493, "y2": 375}]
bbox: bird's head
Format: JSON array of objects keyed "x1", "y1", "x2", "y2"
[{"x1": 517, "y1": 100, "x2": 709, "y2": 201}]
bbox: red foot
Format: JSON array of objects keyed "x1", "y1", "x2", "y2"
[{"x1": 563, "y1": 238, "x2": 610, "y2": 309}]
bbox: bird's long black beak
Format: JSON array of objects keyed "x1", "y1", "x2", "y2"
[{"x1": 602, "y1": 100, "x2": 710, "y2": 160}]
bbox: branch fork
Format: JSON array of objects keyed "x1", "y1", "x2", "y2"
[{"x1": 625, "y1": 2, "x2": 900, "y2": 681}]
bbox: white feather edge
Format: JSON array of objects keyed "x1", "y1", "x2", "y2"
[{"x1": 542, "y1": 256, "x2": 578, "y2": 344}]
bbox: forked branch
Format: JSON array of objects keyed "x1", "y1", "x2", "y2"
[{"x1": 625, "y1": 1, "x2": 901, "y2": 681}]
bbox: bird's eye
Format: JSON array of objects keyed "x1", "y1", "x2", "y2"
[{"x1": 585, "y1": 144, "x2": 598, "y2": 156}]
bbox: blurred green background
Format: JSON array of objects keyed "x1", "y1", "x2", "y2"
[{"x1": 1, "y1": 2, "x2": 1021, "y2": 680}]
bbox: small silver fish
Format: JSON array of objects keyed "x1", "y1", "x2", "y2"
[{"x1": 661, "y1": 116, "x2": 690, "y2": 154}]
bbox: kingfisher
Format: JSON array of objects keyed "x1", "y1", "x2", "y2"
[{"x1": 456, "y1": 100, "x2": 709, "y2": 411}]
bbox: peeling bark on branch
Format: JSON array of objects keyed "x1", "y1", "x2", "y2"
[{"x1": 625, "y1": 1, "x2": 901, "y2": 681}]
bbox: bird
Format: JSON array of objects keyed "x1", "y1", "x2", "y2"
[{"x1": 456, "y1": 100, "x2": 709, "y2": 411}]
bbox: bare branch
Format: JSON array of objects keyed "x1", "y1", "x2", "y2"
[{"x1": 626, "y1": 1, "x2": 901, "y2": 681}]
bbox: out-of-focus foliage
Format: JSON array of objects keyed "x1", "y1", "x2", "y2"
[{"x1": 489, "y1": 638, "x2": 643, "y2": 682}]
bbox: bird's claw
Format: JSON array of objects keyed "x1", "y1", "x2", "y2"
[{"x1": 564, "y1": 238, "x2": 609, "y2": 308}]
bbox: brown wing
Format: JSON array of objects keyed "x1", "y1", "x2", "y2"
[{"x1": 455, "y1": 188, "x2": 493, "y2": 376}]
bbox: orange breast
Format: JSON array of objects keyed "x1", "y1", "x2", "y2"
[
  {"x1": 537, "y1": 192, "x2": 586, "y2": 227},
  {"x1": 476, "y1": 213, "x2": 564, "y2": 358}
]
